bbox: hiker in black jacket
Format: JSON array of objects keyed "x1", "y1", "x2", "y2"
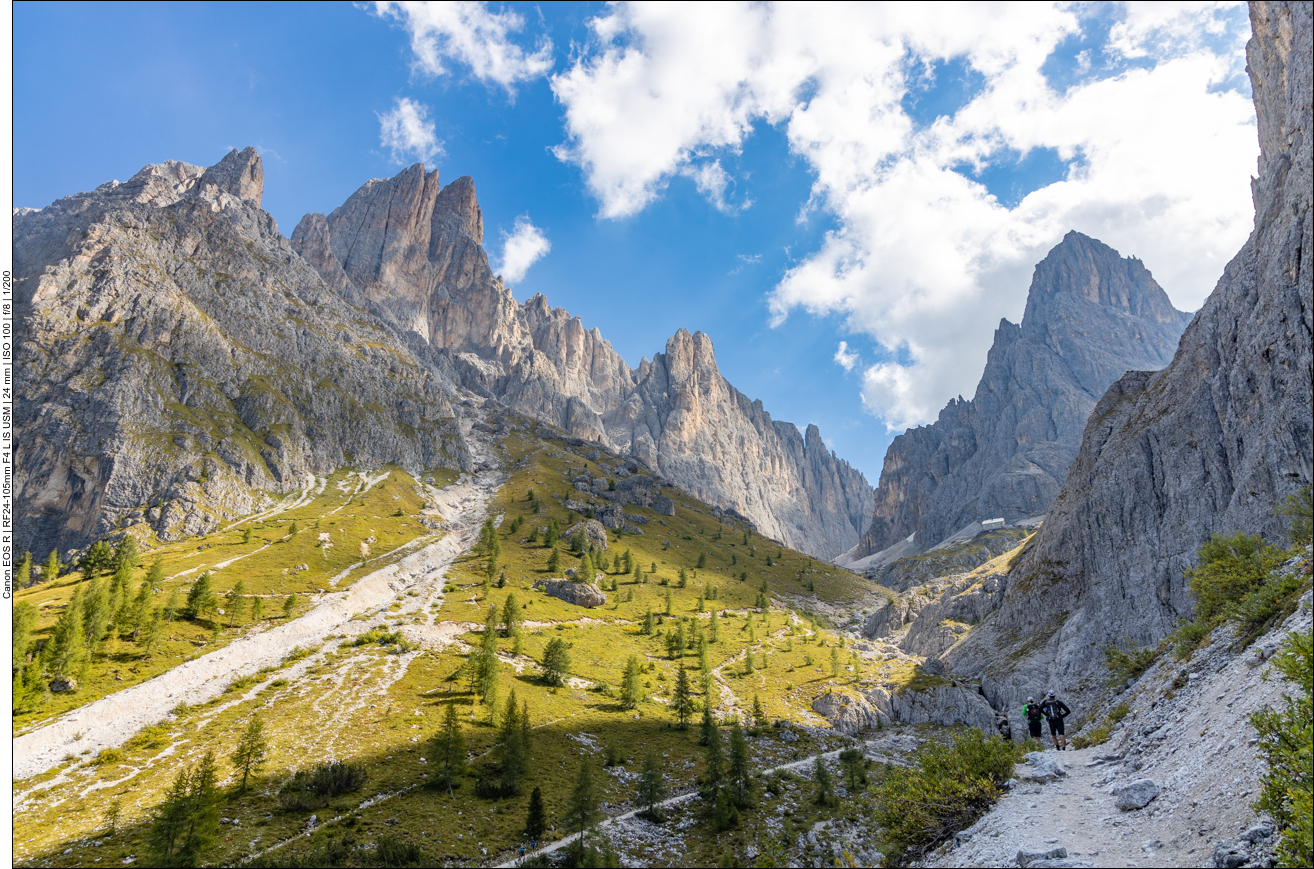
[
  {"x1": 1041, "y1": 690, "x2": 1071, "y2": 750},
  {"x1": 1022, "y1": 697, "x2": 1044, "y2": 744}
]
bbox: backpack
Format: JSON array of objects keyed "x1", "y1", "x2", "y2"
[{"x1": 1025, "y1": 703, "x2": 1044, "y2": 723}]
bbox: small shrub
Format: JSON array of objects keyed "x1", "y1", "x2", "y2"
[
  {"x1": 128, "y1": 726, "x2": 170, "y2": 751},
  {"x1": 283, "y1": 645, "x2": 317, "y2": 665},
  {"x1": 1251, "y1": 628, "x2": 1313, "y2": 868},
  {"x1": 1104, "y1": 642, "x2": 1157, "y2": 684},
  {"x1": 278, "y1": 762, "x2": 367, "y2": 812},
  {"x1": 873, "y1": 730, "x2": 1024, "y2": 864},
  {"x1": 94, "y1": 748, "x2": 125, "y2": 766}
]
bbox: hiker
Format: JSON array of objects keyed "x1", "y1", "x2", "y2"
[
  {"x1": 1041, "y1": 690, "x2": 1071, "y2": 750},
  {"x1": 996, "y1": 712, "x2": 1013, "y2": 741},
  {"x1": 1023, "y1": 696, "x2": 1044, "y2": 744}
]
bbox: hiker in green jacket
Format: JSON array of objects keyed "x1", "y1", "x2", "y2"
[{"x1": 1022, "y1": 697, "x2": 1045, "y2": 744}]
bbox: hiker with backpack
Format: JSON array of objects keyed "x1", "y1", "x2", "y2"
[
  {"x1": 1041, "y1": 690, "x2": 1072, "y2": 750},
  {"x1": 1022, "y1": 696, "x2": 1045, "y2": 744}
]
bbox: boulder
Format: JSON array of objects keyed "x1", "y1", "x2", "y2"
[
  {"x1": 1017, "y1": 848, "x2": 1067, "y2": 867},
  {"x1": 564, "y1": 519, "x2": 609, "y2": 551},
  {"x1": 811, "y1": 691, "x2": 889, "y2": 735},
  {"x1": 48, "y1": 677, "x2": 78, "y2": 693},
  {"x1": 1113, "y1": 779, "x2": 1160, "y2": 811},
  {"x1": 1017, "y1": 752, "x2": 1068, "y2": 784},
  {"x1": 534, "y1": 578, "x2": 606, "y2": 608},
  {"x1": 863, "y1": 678, "x2": 997, "y2": 732}
]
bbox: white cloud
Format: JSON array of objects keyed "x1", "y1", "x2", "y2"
[
  {"x1": 378, "y1": 97, "x2": 443, "y2": 164},
  {"x1": 834, "y1": 341, "x2": 859, "y2": 371},
  {"x1": 549, "y1": 2, "x2": 1257, "y2": 431},
  {"x1": 498, "y1": 216, "x2": 551, "y2": 284},
  {"x1": 374, "y1": 1, "x2": 553, "y2": 93}
]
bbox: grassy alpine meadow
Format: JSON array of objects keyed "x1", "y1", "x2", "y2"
[{"x1": 11, "y1": 422, "x2": 924, "y2": 868}]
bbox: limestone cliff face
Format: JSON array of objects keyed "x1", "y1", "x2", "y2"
[
  {"x1": 293, "y1": 169, "x2": 873, "y2": 557},
  {"x1": 853, "y1": 231, "x2": 1192, "y2": 558},
  {"x1": 945, "y1": 0, "x2": 1313, "y2": 708},
  {"x1": 14, "y1": 149, "x2": 464, "y2": 556}
]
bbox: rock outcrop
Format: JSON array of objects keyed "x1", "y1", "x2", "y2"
[
  {"x1": 534, "y1": 578, "x2": 606, "y2": 608},
  {"x1": 293, "y1": 168, "x2": 873, "y2": 558},
  {"x1": 852, "y1": 232, "x2": 1192, "y2": 559},
  {"x1": 944, "y1": 1, "x2": 1312, "y2": 708},
  {"x1": 13, "y1": 148, "x2": 465, "y2": 555}
]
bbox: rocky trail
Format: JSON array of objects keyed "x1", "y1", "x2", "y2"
[
  {"x1": 11, "y1": 433, "x2": 506, "y2": 784},
  {"x1": 926, "y1": 589, "x2": 1312, "y2": 869}
]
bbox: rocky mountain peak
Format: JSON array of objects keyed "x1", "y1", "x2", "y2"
[
  {"x1": 846, "y1": 231, "x2": 1192, "y2": 565},
  {"x1": 197, "y1": 147, "x2": 264, "y2": 206},
  {"x1": 433, "y1": 174, "x2": 483, "y2": 244},
  {"x1": 1022, "y1": 230, "x2": 1186, "y2": 330}
]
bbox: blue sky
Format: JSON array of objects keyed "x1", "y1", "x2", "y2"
[{"x1": 12, "y1": 1, "x2": 1258, "y2": 484}]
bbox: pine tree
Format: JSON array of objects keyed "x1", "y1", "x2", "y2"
[
  {"x1": 752, "y1": 695, "x2": 767, "y2": 733},
  {"x1": 502, "y1": 593, "x2": 522, "y2": 636},
  {"x1": 578, "y1": 551, "x2": 594, "y2": 583},
  {"x1": 728, "y1": 722, "x2": 752, "y2": 807},
  {"x1": 226, "y1": 580, "x2": 247, "y2": 628},
  {"x1": 250, "y1": 596, "x2": 264, "y2": 624},
  {"x1": 699, "y1": 688, "x2": 720, "y2": 746},
  {"x1": 633, "y1": 560, "x2": 642, "y2": 584},
  {"x1": 542, "y1": 638, "x2": 570, "y2": 687},
  {"x1": 830, "y1": 646, "x2": 841, "y2": 677},
  {"x1": 288, "y1": 521, "x2": 299, "y2": 537},
  {"x1": 242, "y1": 527, "x2": 253, "y2": 544},
  {"x1": 547, "y1": 546, "x2": 561, "y2": 573},
  {"x1": 636, "y1": 745, "x2": 668, "y2": 821},
  {"x1": 813, "y1": 755, "x2": 835, "y2": 805},
  {"x1": 642, "y1": 609, "x2": 655, "y2": 635},
  {"x1": 623, "y1": 548, "x2": 633, "y2": 574},
  {"x1": 45, "y1": 588, "x2": 87, "y2": 678},
  {"x1": 839, "y1": 748, "x2": 867, "y2": 792},
  {"x1": 16, "y1": 552, "x2": 31, "y2": 588},
  {"x1": 81, "y1": 540, "x2": 112, "y2": 578},
  {"x1": 710, "y1": 608, "x2": 719, "y2": 643},
  {"x1": 140, "y1": 608, "x2": 164, "y2": 656},
  {"x1": 673, "y1": 665, "x2": 693, "y2": 728},
  {"x1": 565, "y1": 757, "x2": 602, "y2": 864},
  {"x1": 697, "y1": 552, "x2": 707, "y2": 569},
  {"x1": 231, "y1": 715, "x2": 268, "y2": 792},
  {"x1": 83, "y1": 576, "x2": 111, "y2": 654},
  {"x1": 283, "y1": 593, "x2": 298, "y2": 618},
  {"x1": 698, "y1": 590, "x2": 706, "y2": 612},
  {"x1": 524, "y1": 786, "x2": 547, "y2": 840},
  {"x1": 675, "y1": 619, "x2": 686, "y2": 653},
  {"x1": 702, "y1": 720, "x2": 724, "y2": 796},
  {"x1": 163, "y1": 586, "x2": 181, "y2": 625},
  {"x1": 150, "y1": 750, "x2": 221, "y2": 867},
  {"x1": 184, "y1": 573, "x2": 217, "y2": 621},
  {"x1": 479, "y1": 606, "x2": 501, "y2": 712},
  {"x1": 698, "y1": 635, "x2": 710, "y2": 674},
  {"x1": 149, "y1": 765, "x2": 192, "y2": 864},
  {"x1": 42, "y1": 549, "x2": 61, "y2": 584},
  {"x1": 666, "y1": 630, "x2": 680, "y2": 660},
  {"x1": 129, "y1": 580, "x2": 152, "y2": 639},
  {"x1": 13, "y1": 602, "x2": 38, "y2": 674},
  {"x1": 665, "y1": 587, "x2": 673, "y2": 616},
  {"x1": 499, "y1": 688, "x2": 528, "y2": 794},
  {"x1": 428, "y1": 703, "x2": 467, "y2": 793},
  {"x1": 621, "y1": 655, "x2": 643, "y2": 709}
]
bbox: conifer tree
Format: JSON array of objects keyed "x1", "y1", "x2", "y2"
[
  {"x1": 499, "y1": 688, "x2": 528, "y2": 794},
  {"x1": 16, "y1": 552, "x2": 31, "y2": 588},
  {"x1": 129, "y1": 580, "x2": 152, "y2": 638},
  {"x1": 698, "y1": 635, "x2": 710, "y2": 674},
  {"x1": 428, "y1": 702, "x2": 467, "y2": 793},
  {"x1": 666, "y1": 631, "x2": 680, "y2": 661},
  {"x1": 542, "y1": 638, "x2": 570, "y2": 687},
  {"x1": 565, "y1": 757, "x2": 602, "y2": 864},
  {"x1": 163, "y1": 586, "x2": 181, "y2": 625},
  {"x1": 141, "y1": 607, "x2": 164, "y2": 656},
  {"x1": 813, "y1": 756, "x2": 835, "y2": 806},
  {"x1": 13, "y1": 602, "x2": 38, "y2": 674},
  {"x1": 697, "y1": 552, "x2": 707, "y2": 569},
  {"x1": 700, "y1": 696, "x2": 717, "y2": 746},
  {"x1": 665, "y1": 586, "x2": 673, "y2": 616},
  {"x1": 579, "y1": 551, "x2": 594, "y2": 583},
  {"x1": 710, "y1": 608, "x2": 719, "y2": 642},
  {"x1": 242, "y1": 527, "x2": 252, "y2": 544},
  {"x1": 184, "y1": 573, "x2": 218, "y2": 621},
  {"x1": 839, "y1": 748, "x2": 867, "y2": 792},
  {"x1": 623, "y1": 548, "x2": 633, "y2": 574},
  {"x1": 547, "y1": 546, "x2": 561, "y2": 573},
  {"x1": 83, "y1": 576, "x2": 111, "y2": 655},
  {"x1": 149, "y1": 750, "x2": 221, "y2": 867},
  {"x1": 675, "y1": 619, "x2": 686, "y2": 653},
  {"x1": 231, "y1": 715, "x2": 268, "y2": 792},
  {"x1": 752, "y1": 695, "x2": 767, "y2": 733},
  {"x1": 642, "y1": 609, "x2": 655, "y2": 635},
  {"x1": 673, "y1": 665, "x2": 693, "y2": 728},
  {"x1": 621, "y1": 654, "x2": 644, "y2": 709},
  {"x1": 226, "y1": 580, "x2": 247, "y2": 628},
  {"x1": 42, "y1": 549, "x2": 61, "y2": 584},
  {"x1": 45, "y1": 588, "x2": 87, "y2": 678},
  {"x1": 502, "y1": 593, "x2": 522, "y2": 636},
  {"x1": 283, "y1": 593, "x2": 298, "y2": 618},
  {"x1": 728, "y1": 722, "x2": 752, "y2": 807},
  {"x1": 636, "y1": 745, "x2": 667, "y2": 821},
  {"x1": 250, "y1": 596, "x2": 263, "y2": 624},
  {"x1": 633, "y1": 561, "x2": 642, "y2": 584},
  {"x1": 702, "y1": 721, "x2": 724, "y2": 797},
  {"x1": 524, "y1": 786, "x2": 547, "y2": 840},
  {"x1": 479, "y1": 606, "x2": 501, "y2": 713}
]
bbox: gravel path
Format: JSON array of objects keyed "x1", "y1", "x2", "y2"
[
  {"x1": 12, "y1": 449, "x2": 503, "y2": 783},
  {"x1": 926, "y1": 589, "x2": 1312, "y2": 868}
]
